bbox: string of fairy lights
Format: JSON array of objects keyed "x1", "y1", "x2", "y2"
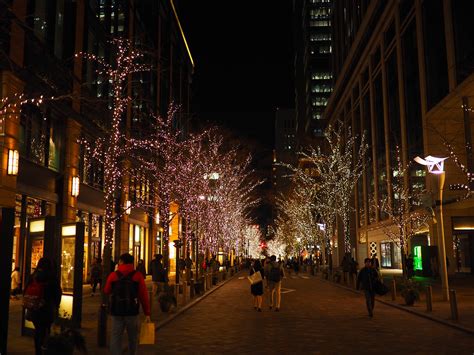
[
  {"x1": 274, "y1": 123, "x2": 367, "y2": 258},
  {"x1": 78, "y1": 40, "x2": 262, "y2": 254}
]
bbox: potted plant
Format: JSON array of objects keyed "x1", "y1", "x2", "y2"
[
  {"x1": 399, "y1": 279, "x2": 421, "y2": 306},
  {"x1": 43, "y1": 329, "x2": 87, "y2": 355}
]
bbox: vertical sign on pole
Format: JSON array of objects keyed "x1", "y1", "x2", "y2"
[
  {"x1": 22, "y1": 216, "x2": 56, "y2": 336},
  {"x1": 58, "y1": 222, "x2": 85, "y2": 328}
]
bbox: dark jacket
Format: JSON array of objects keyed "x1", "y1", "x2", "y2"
[
  {"x1": 103, "y1": 263, "x2": 151, "y2": 316},
  {"x1": 149, "y1": 259, "x2": 167, "y2": 282},
  {"x1": 24, "y1": 270, "x2": 62, "y2": 324},
  {"x1": 356, "y1": 267, "x2": 377, "y2": 292}
]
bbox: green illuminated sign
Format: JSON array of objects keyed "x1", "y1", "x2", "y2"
[{"x1": 413, "y1": 246, "x2": 423, "y2": 270}]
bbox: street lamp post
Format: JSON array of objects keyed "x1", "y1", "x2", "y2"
[{"x1": 414, "y1": 155, "x2": 450, "y2": 301}]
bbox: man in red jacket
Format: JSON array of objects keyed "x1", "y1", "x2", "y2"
[{"x1": 104, "y1": 253, "x2": 151, "y2": 354}]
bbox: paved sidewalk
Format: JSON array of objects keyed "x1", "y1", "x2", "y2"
[
  {"x1": 328, "y1": 268, "x2": 474, "y2": 333},
  {"x1": 6, "y1": 274, "x2": 233, "y2": 354}
]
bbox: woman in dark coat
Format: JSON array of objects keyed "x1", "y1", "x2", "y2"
[
  {"x1": 250, "y1": 259, "x2": 264, "y2": 312},
  {"x1": 24, "y1": 257, "x2": 62, "y2": 355}
]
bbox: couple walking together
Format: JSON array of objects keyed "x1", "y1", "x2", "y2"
[{"x1": 249, "y1": 255, "x2": 285, "y2": 312}]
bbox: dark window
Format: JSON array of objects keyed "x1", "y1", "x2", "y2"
[
  {"x1": 422, "y1": 0, "x2": 449, "y2": 110},
  {"x1": 362, "y1": 92, "x2": 375, "y2": 224},
  {"x1": 352, "y1": 84, "x2": 359, "y2": 101},
  {"x1": 20, "y1": 105, "x2": 47, "y2": 165},
  {"x1": 386, "y1": 51, "x2": 401, "y2": 167},
  {"x1": 371, "y1": 47, "x2": 381, "y2": 69},
  {"x1": 384, "y1": 21, "x2": 395, "y2": 50},
  {"x1": 362, "y1": 67, "x2": 369, "y2": 89},
  {"x1": 399, "y1": 0, "x2": 413, "y2": 25},
  {"x1": 452, "y1": 0, "x2": 474, "y2": 85},
  {"x1": 402, "y1": 20, "x2": 425, "y2": 192},
  {"x1": 374, "y1": 74, "x2": 387, "y2": 219},
  {"x1": 19, "y1": 105, "x2": 63, "y2": 171}
]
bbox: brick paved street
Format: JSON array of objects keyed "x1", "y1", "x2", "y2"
[
  {"x1": 143, "y1": 275, "x2": 473, "y2": 355},
  {"x1": 6, "y1": 273, "x2": 474, "y2": 355}
]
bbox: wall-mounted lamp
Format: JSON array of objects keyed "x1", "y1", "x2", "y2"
[
  {"x1": 71, "y1": 176, "x2": 80, "y2": 197},
  {"x1": 7, "y1": 149, "x2": 19, "y2": 175},
  {"x1": 155, "y1": 212, "x2": 160, "y2": 224},
  {"x1": 125, "y1": 200, "x2": 131, "y2": 215}
]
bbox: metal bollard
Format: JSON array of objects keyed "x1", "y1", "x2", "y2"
[
  {"x1": 175, "y1": 284, "x2": 179, "y2": 306},
  {"x1": 391, "y1": 279, "x2": 397, "y2": 301},
  {"x1": 450, "y1": 289, "x2": 458, "y2": 321},
  {"x1": 182, "y1": 283, "x2": 187, "y2": 305},
  {"x1": 426, "y1": 286, "x2": 432, "y2": 312},
  {"x1": 190, "y1": 280, "x2": 195, "y2": 299}
]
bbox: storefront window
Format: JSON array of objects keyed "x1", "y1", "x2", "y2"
[
  {"x1": 48, "y1": 118, "x2": 63, "y2": 171},
  {"x1": 60, "y1": 237, "x2": 75, "y2": 293},
  {"x1": 381, "y1": 242, "x2": 392, "y2": 268}
]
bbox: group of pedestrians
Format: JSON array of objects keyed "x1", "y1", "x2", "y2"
[{"x1": 249, "y1": 255, "x2": 285, "y2": 312}]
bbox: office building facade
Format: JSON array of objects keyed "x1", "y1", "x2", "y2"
[
  {"x1": 0, "y1": 0, "x2": 193, "y2": 284},
  {"x1": 294, "y1": 0, "x2": 333, "y2": 142},
  {"x1": 325, "y1": 0, "x2": 474, "y2": 273}
]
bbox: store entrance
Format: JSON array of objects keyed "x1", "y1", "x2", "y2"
[{"x1": 454, "y1": 233, "x2": 473, "y2": 274}]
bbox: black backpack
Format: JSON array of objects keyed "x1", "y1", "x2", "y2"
[
  {"x1": 110, "y1": 271, "x2": 139, "y2": 316},
  {"x1": 269, "y1": 264, "x2": 281, "y2": 282}
]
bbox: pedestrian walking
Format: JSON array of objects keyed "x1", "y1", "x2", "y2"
[
  {"x1": 341, "y1": 253, "x2": 351, "y2": 284},
  {"x1": 137, "y1": 259, "x2": 147, "y2": 279},
  {"x1": 371, "y1": 253, "x2": 380, "y2": 271},
  {"x1": 23, "y1": 257, "x2": 62, "y2": 355},
  {"x1": 250, "y1": 259, "x2": 264, "y2": 312},
  {"x1": 149, "y1": 254, "x2": 167, "y2": 295},
  {"x1": 104, "y1": 253, "x2": 151, "y2": 355},
  {"x1": 265, "y1": 255, "x2": 285, "y2": 311},
  {"x1": 11, "y1": 266, "x2": 22, "y2": 299},
  {"x1": 293, "y1": 258, "x2": 299, "y2": 275},
  {"x1": 349, "y1": 257, "x2": 358, "y2": 287},
  {"x1": 356, "y1": 258, "x2": 378, "y2": 317},
  {"x1": 90, "y1": 258, "x2": 102, "y2": 296}
]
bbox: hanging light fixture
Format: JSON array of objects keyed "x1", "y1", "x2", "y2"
[
  {"x1": 71, "y1": 176, "x2": 80, "y2": 197},
  {"x1": 7, "y1": 149, "x2": 19, "y2": 175}
]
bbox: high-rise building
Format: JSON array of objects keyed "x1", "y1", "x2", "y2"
[
  {"x1": 294, "y1": 0, "x2": 333, "y2": 142},
  {"x1": 325, "y1": 0, "x2": 474, "y2": 272},
  {"x1": 273, "y1": 108, "x2": 298, "y2": 193}
]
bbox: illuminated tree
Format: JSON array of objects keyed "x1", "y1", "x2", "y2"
[{"x1": 77, "y1": 39, "x2": 151, "y2": 277}]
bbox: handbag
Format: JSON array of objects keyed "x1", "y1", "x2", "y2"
[
  {"x1": 247, "y1": 268, "x2": 263, "y2": 285},
  {"x1": 139, "y1": 322, "x2": 155, "y2": 345},
  {"x1": 374, "y1": 280, "x2": 389, "y2": 296}
]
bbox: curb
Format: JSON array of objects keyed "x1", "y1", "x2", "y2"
[
  {"x1": 318, "y1": 276, "x2": 474, "y2": 336},
  {"x1": 154, "y1": 271, "x2": 243, "y2": 331}
]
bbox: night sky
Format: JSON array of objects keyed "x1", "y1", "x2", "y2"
[
  {"x1": 179, "y1": 0, "x2": 295, "y2": 149},
  {"x1": 179, "y1": 1, "x2": 294, "y2": 225}
]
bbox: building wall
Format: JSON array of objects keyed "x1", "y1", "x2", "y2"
[
  {"x1": 294, "y1": 0, "x2": 333, "y2": 142},
  {"x1": 0, "y1": 0, "x2": 193, "y2": 280},
  {"x1": 325, "y1": 0, "x2": 474, "y2": 271}
]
